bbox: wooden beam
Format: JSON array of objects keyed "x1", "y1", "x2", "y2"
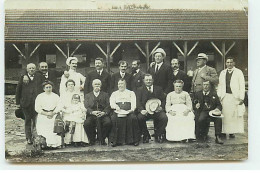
[
  {"x1": 222, "y1": 42, "x2": 226, "y2": 69},
  {"x1": 95, "y1": 43, "x2": 107, "y2": 57},
  {"x1": 225, "y1": 41, "x2": 236, "y2": 56},
  {"x1": 70, "y1": 44, "x2": 82, "y2": 57},
  {"x1": 110, "y1": 42, "x2": 122, "y2": 57},
  {"x1": 145, "y1": 42, "x2": 149, "y2": 70},
  {"x1": 12, "y1": 44, "x2": 26, "y2": 59},
  {"x1": 210, "y1": 41, "x2": 223, "y2": 56},
  {"x1": 173, "y1": 42, "x2": 184, "y2": 56},
  {"x1": 67, "y1": 43, "x2": 70, "y2": 58},
  {"x1": 135, "y1": 43, "x2": 146, "y2": 57},
  {"x1": 25, "y1": 43, "x2": 29, "y2": 60},
  {"x1": 54, "y1": 43, "x2": 67, "y2": 58},
  {"x1": 29, "y1": 44, "x2": 41, "y2": 58},
  {"x1": 149, "y1": 42, "x2": 161, "y2": 57},
  {"x1": 183, "y1": 41, "x2": 188, "y2": 72},
  {"x1": 187, "y1": 41, "x2": 199, "y2": 56},
  {"x1": 107, "y1": 42, "x2": 111, "y2": 72}
]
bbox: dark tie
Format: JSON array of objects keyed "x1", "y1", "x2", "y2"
[
  {"x1": 155, "y1": 65, "x2": 159, "y2": 73},
  {"x1": 148, "y1": 86, "x2": 152, "y2": 93}
]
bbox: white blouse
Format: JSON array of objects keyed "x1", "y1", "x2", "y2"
[
  {"x1": 35, "y1": 92, "x2": 62, "y2": 114},
  {"x1": 110, "y1": 89, "x2": 136, "y2": 111}
]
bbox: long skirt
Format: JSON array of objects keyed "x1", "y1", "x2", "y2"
[
  {"x1": 64, "y1": 122, "x2": 89, "y2": 144},
  {"x1": 222, "y1": 93, "x2": 244, "y2": 134},
  {"x1": 109, "y1": 113, "x2": 140, "y2": 145},
  {"x1": 36, "y1": 114, "x2": 62, "y2": 147},
  {"x1": 166, "y1": 104, "x2": 196, "y2": 141}
]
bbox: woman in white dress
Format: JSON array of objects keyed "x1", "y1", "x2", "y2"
[
  {"x1": 165, "y1": 80, "x2": 196, "y2": 142},
  {"x1": 35, "y1": 81, "x2": 63, "y2": 148}
]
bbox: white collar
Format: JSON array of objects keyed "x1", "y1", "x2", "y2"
[
  {"x1": 97, "y1": 69, "x2": 103, "y2": 74},
  {"x1": 93, "y1": 91, "x2": 100, "y2": 97},
  {"x1": 155, "y1": 62, "x2": 163, "y2": 68},
  {"x1": 227, "y1": 67, "x2": 235, "y2": 72},
  {"x1": 135, "y1": 69, "x2": 140, "y2": 74},
  {"x1": 120, "y1": 71, "x2": 126, "y2": 77},
  {"x1": 203, "y1": 91, "x2": 209, "y2": 95},
  {"x1": 147, "y1": 85, "x2": 153, "y2": 91},
  {"x1": 69, "y1": 69, "x2": 76, "y2": 73}
]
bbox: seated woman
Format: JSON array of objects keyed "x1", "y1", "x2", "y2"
[
  {"x1": 109, "y1": 79, "x2": 140, "y2": 147},
  {"x1": 35, "y1": 81, "x2": 63, "y2": 148},
  {"x1": 165, "y1": 80, "x2": 196, "y2": 142},
  {"x1": 63, "y1": 94, "x2": 88, "y2": 147}
]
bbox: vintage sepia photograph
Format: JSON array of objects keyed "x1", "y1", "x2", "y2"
[{"x1": 4, "y1": 0, "x2": 248, "y2": 163}]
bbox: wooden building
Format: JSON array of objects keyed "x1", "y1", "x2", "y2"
[{"x1": 5, "y1": 9, "x2": 248, "y2": 81}]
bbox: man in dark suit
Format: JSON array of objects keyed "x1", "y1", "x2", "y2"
[
  {"x1": 16, "y1": 63, "x2": 38, "y2": 144},
  {"x1": 84, "y1": 57, "x2": 111, "y2": 95},
  {"x1": 110, "y1": 60, "x2": 132, "y2": 92},
  {"x1": 166, "y1": 58, "x2": 191, "y2": 93},
  {"x1": 147, "y1": 48, "x2": 171, "y2": 92},
  {"x1": 22, "y1": 62, "x2": 64, "y2": 95},
  {"x1": 131, "y1": 60, "x2": 145, "y2": 92},
  {"x1": 136, "y1": 74, "x2": 168, "y2": 143},
  {"x1": 83, "y1": 79, "x2": 112, "y2": 145},
  {"x1": 193, "y1": 81, "x2": 223, "y2": 144}
]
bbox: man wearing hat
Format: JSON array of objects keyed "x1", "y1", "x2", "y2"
[
  {"x1": 16, "y1": 63, "x2": 38, "y2": 144},
  {"x1": 136, "y1": 74, "x2": 168, "y2": 143},
  {"x1": 148, "y1": 48, "x2": 171, "y2": 92},
  {"x1": 59, "y1": 57, "x2": 86, "y2": 97},
  {"x1": 84, "y1": 57, "x2": 111, "y2": 95},
  {"x1": 191, "y1": 53, "x2": 218, "y2": 93},
  {"x1": 193, "y1": 81, "x2": 223, "y2": 144}
]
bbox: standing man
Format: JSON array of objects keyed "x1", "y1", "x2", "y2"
[
  {"x1": 84, "y1": 79, "x2": 112, "y2": 146},
  {"x1": 148, "y1": 48, "x2": 171, "y2": 93},
  {"x1": 84, "y1": 57, "x2": 111, "y2": 95},
  {"x1": 193, "y1": 81, "x2": 223, "y2": 144},
  {"x1": 16, "y1": 63, "x2": 38, "y2": 144},
  {"x1": 136, "y1": 74, "x2": 168, "y2": 143},
  {"x1": 59, "y1": 57, "x2": 86, "y2": 97},
  {"x1": 191, "y1": 53, "x2": 218, "y2": 93},
  {"x1": 131, "y1": 60, "x2": 145, "y2": 92},
  {"x1": 166, "y1": 58, "x2": 191, "y2": 93},
  {"x1": 217, "y1": 57, "x2": 245, "y2": 138},
  {"x1": 110, "y1": 60, "x2": 132, "y2": 92},
  {"x1": 34, "y1": 62, "x2": 64, "y2": 95}
]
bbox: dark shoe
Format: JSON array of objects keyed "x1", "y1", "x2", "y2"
[
  {"x1": 27, "y1": 138, "x2": 33, "y2": 145},
  {"x1": 100, "y1": 140, "x2": 107, "y2": 146},
  {"x1": 229, "y1": 134, "x2": 235, "y2": 138},
  {"x1": 134, "y1": 142, "x2": 139, "y2": 146},
  {"x1": 215, "y1": 136, "x2": 224, "y2": 144},
  {"x1": 111, "y1": 142, "x2": 117, "y2": 147},
  {"x1": 89, "y1": 141, "x2": 95, "y2": 146},
  {"x1": 143, "y1": 136, "x2": 149, "y2": 143}
]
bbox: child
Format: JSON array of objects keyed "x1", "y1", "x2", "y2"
[{"x1": 63, "y1": 94, "x2": 89, "y2": 146}]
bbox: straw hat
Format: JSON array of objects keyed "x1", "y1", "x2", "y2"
[
  {"x1": 66, "y1": 57, "x2": 78, "y2": 66},
  {"x1": 145, "y1": 98, "x2": 161, "y2": 114},
  {"x1": 153, "y1": 48, "x2": 166, "y2": 57},
  {"x1": 209, "y1": 109, "x2": 224, "y2": 118},
  {"x1": 196, "y1": 53, "x2": 208, "y2": 61}
]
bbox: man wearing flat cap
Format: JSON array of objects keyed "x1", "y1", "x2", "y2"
[
  {"x1": 148, "y1": 48, "x2": 171, "y2": 93},
  {"x1": 191, "y1": 53, "x2": 218, "y2": 93},
  {"x1": 59, "y1": 57, "x2": 86, "y2": 98}
]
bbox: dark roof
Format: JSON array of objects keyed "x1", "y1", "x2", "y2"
[{"x1": 5, "y1": 9, "x2": 248, "y2": 42}]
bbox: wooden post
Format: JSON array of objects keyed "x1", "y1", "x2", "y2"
[
  {"x1": 183, "y1": 41, "x2": 188, "y2": 72},
  {"x1": 145, "y1": 42, "x2": 149, "y2": 70},
  {"x1": 25, "y1": 43, "x2": 29, "y2": 63},
  {"x1": 67, "y1": 43, "x2": 70, "y2": 58},
  {"x1": 222, "y1": 42, "x2": 226, "y2": 70},
  {"x1": 107, "y1": 42, "x2": 111, "y2": 72}
]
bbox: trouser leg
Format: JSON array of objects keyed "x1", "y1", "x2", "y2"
[
  {"x1": 213, "y1": 117, "x2": 222, "y2": 136},
  {"x1": 198, "y1": 111, "x2": 210, "y2": 138},
  {"x1": 137, "y1": 113, "x2": 150, "y2": 138},
  {"x1": 101, "y1": 115, "x2": 112, "y2": 141},
  {"x1": 22, "y1": 106, "x2": 36, "y2": 140},
  {"x1": 153, "y1": 111, "x2": 168, "y2": 136},
  {"x1": 83, "y1": 115, "x2": 97, "y2": 143}
]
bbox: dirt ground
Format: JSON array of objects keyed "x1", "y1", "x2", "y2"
[{"x1": 5, "y1": 95, "x2": 248, "y2": 163}]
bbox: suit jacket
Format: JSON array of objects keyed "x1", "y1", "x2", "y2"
[
  {"x1": 131, "y1": 69, "x2": 145, "y2": 92},
  {"x1": 166, "y1": 69, "x2": 191, "y2": 93},
  {"x1": 84, "y1": 91, "x2": 111, "y2": 116},
  {"x1": 217, "y1": 67, "x2": 245, "y2": 100},
  {"x1": 110, "y1": 72, "x2": 132, "y2": 92},
  {"x1": 193, "y1": 91, "x2": 222, "y2": 113},
  {"x1": 147, "y1": 62, "x2": 171, "y2": 92},
  {"x1": 136, "y1": 85, "x2": 166, "y2": 113},
  {"x1": 15, "y1": 74, "x2": 37, "y2": 108},
  {"x1": 84, "y1": 69, "x2": 111, "y2": 95},
  {"x1": 35, "y1": 70, "x2": 63, "y2": 95},
  {"x1": 191, "y1": 65, "x2": 218, "y2": 93}
]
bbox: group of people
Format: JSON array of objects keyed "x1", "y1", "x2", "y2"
[{"x1": 15, "y1": 48, "x2": 246, "y2": 149}]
